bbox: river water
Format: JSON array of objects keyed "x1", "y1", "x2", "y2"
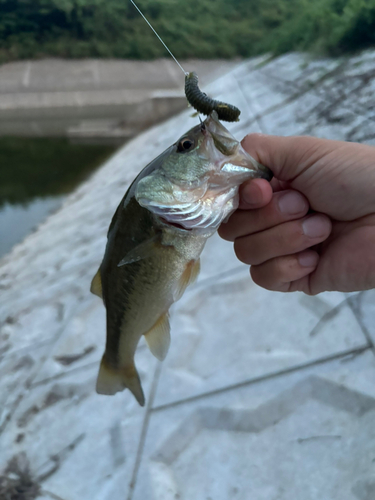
[
  {"x1": 0, "y1": 137, "x2": 117, "y2": 259},
  {"x1": 0, "y1": 197, "x2": 64, "y2": 257}
]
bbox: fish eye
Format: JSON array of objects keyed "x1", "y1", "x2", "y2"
[{"x1": 177, "y1": 138, "x2": 194, "y2": 153}]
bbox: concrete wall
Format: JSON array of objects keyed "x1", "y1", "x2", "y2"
[{"x1": 0, "y1": 59, "x2": 238, "y2": 142}]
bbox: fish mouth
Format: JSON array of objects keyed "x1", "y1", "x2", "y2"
[
  {"x1": 203, "y1": 112, "x2": 239, "y2": 156},
  {"x1": 204, "y1": 112, "x2": 273, "y2": 181}
]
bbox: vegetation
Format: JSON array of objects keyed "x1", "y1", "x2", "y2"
[
  {"x1": 0, "y1": 0, "x2": 374, "y2": 63},
  {"x1": 0, "y1": 138, "x2": 115, "y2": 206}
]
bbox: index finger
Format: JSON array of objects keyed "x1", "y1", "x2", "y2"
[{"x1": 239, "y1": 178, "x2": 273, "y2": 209}]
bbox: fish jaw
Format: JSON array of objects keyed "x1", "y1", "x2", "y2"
[
  {"x1": 203, "y1": 111, "x2": 273, "y2": 183},
  {"x1": 135, "y1": 112, "x2": 272, "y2": 233}
]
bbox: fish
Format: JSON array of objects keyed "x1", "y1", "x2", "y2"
[{"x1": 90, "y1": 111, "x2": 272, "y2": 406}]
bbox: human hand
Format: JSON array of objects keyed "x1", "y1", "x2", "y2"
[{"x1": 219, "y1": 134, "x2": 375, "y2": 294}]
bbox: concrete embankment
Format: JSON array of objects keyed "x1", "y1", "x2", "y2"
[
  {"x1": 1, "y1": 52, "x2": 375, "y2": 500},
  {"x1": 0, "y1": 59, "x2": 238, "y2": 143}
]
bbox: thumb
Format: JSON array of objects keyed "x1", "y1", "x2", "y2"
[{"x1": 242, "y1": 133, "x2": 332, "y2": 182}]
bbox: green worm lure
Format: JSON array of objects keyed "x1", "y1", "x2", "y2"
[{"x1": 185, "y1": 72, "x2": 241, "y2": 122}]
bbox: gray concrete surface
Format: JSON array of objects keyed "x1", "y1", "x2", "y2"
[
  {"x1": 1, "y1": 51, "x2": 375, "y2": 500},
  {"x1": 0, "y1": 59, "x2": 238, "y2": 140}
]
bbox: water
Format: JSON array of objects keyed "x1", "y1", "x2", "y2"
[
  {"x1": 0, "y1": 197, "x2": 64, "y2": 257},
  {"x1": 0, "y1": 137, "x2": 117, "y2": 259}
]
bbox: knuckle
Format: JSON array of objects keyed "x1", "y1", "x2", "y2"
[
  {"x1": 234, "y1": 240, "x2": 247, "y2": 263},
  {"x1": 273, "y1": 226, "x2": 292, "y2": 252},
  {"x1": 240, "y1": 207, "x2": 269, "y2": 236},
  {"x1": 250, "y1": 263, "x2": 290, "y2": 292},
  {"x1": 273, "y1": 256, "x2": 290, "y2": 280},
  {"x1": 250, "y1": 208, "x2": 264, "y2": 230},
  {"x1": 275, "y1": 222, "x2": 305, "y2": 253},
  {"x1": 218, "y1": 224, "x2": 233, "y2": 242},
  {"x1": 249, "y1": 265, "x2": 262, "y2": 286},
  {"x1": 241, "y1": 133, "x2": 263, "y2": 148},
  {"x1": 234, "y1": 237, "x2": 256, "y2": 265}
]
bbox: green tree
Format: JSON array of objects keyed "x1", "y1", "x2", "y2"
[{"x1": 0, "y1": 0, "x2": 374, "y2": 62}]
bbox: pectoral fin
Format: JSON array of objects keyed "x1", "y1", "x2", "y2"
[
  {"x1": 90, "y1": 268, "x2": 103, "y2": 298},
  {"x1": 118, "y1": 235, "x2": 160, "y2": 267},
  {"x1": 144, "y1": 312, "x2": 171, "y2": 361},
  {"x1": 174, "y1": 259, "x2": 200, "y2": 301}
]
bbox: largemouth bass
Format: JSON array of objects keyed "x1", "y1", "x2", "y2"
[{"x1": 91, "y1": 112, "x2": 272, "y2": 406}]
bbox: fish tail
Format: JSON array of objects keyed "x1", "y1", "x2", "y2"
[{"x1": 96, "y1": 356, "x2": 145, "y2": 406}]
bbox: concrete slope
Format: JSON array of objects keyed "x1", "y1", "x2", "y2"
[{"x1": 1, "y1": 52, "x2": 375, "y2": 500}]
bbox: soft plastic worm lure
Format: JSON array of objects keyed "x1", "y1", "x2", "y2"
[{"x1": 185, "y1": 72, "x2": 241, "y2": 122}]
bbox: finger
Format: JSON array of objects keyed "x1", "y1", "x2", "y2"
[
  {"x1": 270, "y1": 178, "x2": 291, "y2": 192},
  {"x1": 219, "y1": 190, "x2": 309, "y2": 242},
  {"x1": 238, "y1": 178, "x2": 273, "y2": 209},
  {"x1": 250, "y1": 250, "x2": 319, "y2": 292},
  {"x1": 234, "y1": 214, "x2": 332, "y2": 265},
  {"x1": 241, "y1": 133, "x2": 335, "y2": 182}
]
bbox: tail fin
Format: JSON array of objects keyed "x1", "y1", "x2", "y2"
[{"x1": 96, "y1": 357, "x2": 145, "y2": 406}]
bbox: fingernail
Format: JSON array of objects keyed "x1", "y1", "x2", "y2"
[
  {"x1": 278, "y1": 191, "x2": 306, "y2": 214},
  {"x1": 302, "y1": 215, "x2": 329, "y2": 238},
  {"x1": 298, "y1": 251, "x2": 318, "y2": 267}
]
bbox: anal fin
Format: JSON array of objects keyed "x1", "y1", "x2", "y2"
[
  {"x1": 90, "y1": 268, "x2": 103, "y2": 298},
  {"x1": 144, "y1": 313, "x2": 170, "y2": 361},
  {"x1": 96, "y1": 357, "x2": 145, "y2": 407}
]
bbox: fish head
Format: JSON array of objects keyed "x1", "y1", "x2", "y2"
[{"x1": 135, "y1": 112, "x2": 272, "y2": 234}]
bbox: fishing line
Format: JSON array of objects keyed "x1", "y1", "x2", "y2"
[
  {"x1": 129, "y1": 0, "x2": 240, "y2": 121},
  {"x1": 129, "y1": 0, "x2": 187, "y2": 75}
]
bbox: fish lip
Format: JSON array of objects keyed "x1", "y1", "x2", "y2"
[
  {"x1": 203, "y1": 113, "x2": 239, "y2": 157},
  {"x1": 204, "y1": 112, "x2": 274, "y2": 181}
]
